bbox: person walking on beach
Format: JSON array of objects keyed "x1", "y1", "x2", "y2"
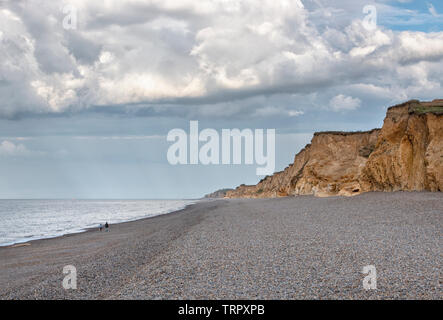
[
  {"x1": 105, "y1": 222, "x2": 109, "y2": 232},
  {"x1": 99, "y1": 223, "x2": 103, "y2": 232}
]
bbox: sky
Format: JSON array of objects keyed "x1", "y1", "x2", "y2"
[{"x1": 0, "y1": 0, "x2": 442, "y2": 199}]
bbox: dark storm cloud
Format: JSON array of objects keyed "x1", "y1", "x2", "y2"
[{"x1": 0, "y1": 0, "x2": 442, "y2": 120}]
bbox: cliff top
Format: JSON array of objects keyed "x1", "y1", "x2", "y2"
[
  {"x1": 388, "y1": 99, "x2": 443, "y2": 115},
  {"x1": 313, "y1": 128, "x2": 380, "y2": 136}
]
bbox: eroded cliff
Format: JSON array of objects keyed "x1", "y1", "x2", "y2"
[
  {"x1": 225, "y1": 99, "x2": 442, "y2": 198},
  {"x1": 359, "y1": 100, "x2": 443, "y2": 192}
]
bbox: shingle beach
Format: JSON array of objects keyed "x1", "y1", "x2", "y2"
[{"x1": 0, "y1": 192, "x2": 441, "y2": 299}]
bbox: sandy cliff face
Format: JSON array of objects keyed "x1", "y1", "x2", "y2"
[
  {"x1": 226, "y1": 129, "x2": 380, "y2": 198},
  {"x1": 225, "y1": 100, "x2": 442, "y2": 198},
  {"x1": 359, "y1": 100, "x2": 443, "y2": 192}
]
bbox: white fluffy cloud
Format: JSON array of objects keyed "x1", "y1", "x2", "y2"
[
  {"x1": 0, "y1": 0, "x2": 442, "y2": 118},
  {"x1": 0, "y1": 141, "x2": 30, "y2": 156},
  {"x1": 329, "y1": 94, "x2": 361, "y2": 112}
]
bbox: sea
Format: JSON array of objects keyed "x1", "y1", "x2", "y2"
[{"x1": 0, "y1": 199, "x2": 196, "y2": 246}]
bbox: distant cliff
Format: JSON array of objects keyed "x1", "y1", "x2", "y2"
[
  {"x1": 204, "y1": 188, "x2": 234, "y2": 198},
  {"x1": 225, "y1": 99, "x2": 443, "y2": 198}
]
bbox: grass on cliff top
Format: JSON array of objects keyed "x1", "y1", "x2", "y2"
[
  {"x1": 408, "y1": 101, "x2": 443, "y2": 114},
  {"x1": 410, "y1": 105, "x2": 443, "y2": 114}
]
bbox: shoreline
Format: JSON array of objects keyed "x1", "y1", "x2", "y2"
[
  {"x1": 0, "y1": 192, "x2": 441, "y2": 299},
  {"x1": 0, "y1": 199, "x2": 223, "y2": 299},
  {"x1": 0, "y1": 199, "x2": 201, "y2": 248}
]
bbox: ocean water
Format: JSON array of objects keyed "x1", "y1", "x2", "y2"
[{"x1": 0, "y1": 199, "x2": 196, "y2": 246}]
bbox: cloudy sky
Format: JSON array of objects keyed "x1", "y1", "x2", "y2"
[{"x1": 0, "y1": 0, "x2": 442, "y2": 199}]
